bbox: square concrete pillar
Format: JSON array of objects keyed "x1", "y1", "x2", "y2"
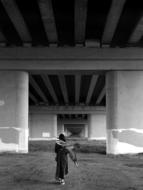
[
  {"x1": 0, "y1": 71, "x2": 29, "y2": 153},
  {"x1": 106, "y1": 71, "x2": 143, "y2": 154},
  {"x1": 88, "y1": 113, "x2": 106, "y2": 140}
]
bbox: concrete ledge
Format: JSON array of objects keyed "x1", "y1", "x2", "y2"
[
  {"x1": 29, "y1": 138, "x2": 56, "y2": 141},
  {"x1": 29, "y1": 106, "x2": 106, "y2": 114},
  {"x1": 0, "y1": 47, "x2": 143, "y2": 70},
  {"x1": 0, "y1": 47, "x2": 143, "y2": 60}
]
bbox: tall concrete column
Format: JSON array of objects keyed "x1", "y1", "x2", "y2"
[
  {"x1": 88, "y1": 113, "x2": 106, "y2": 140},
  {"x1": 0, "y1": 71, "x2": 29, "y2": 153},
  {"x1": 106, "y1": 71, "x2": 143, "y2": 154}
]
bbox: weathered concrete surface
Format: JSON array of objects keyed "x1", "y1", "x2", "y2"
[
  {"x1": 29, "y1": 106, "x2": 105, "y2": 114},
  {"x1": 0, "y1": 128, "x2": 19, "y2": 144},
  {"x1": 106, "y1": 71, "x2": 143, "y2": 154},
  {"x1": 0, "y1": 71, "x2": 28, "y2": 153},
  {"x1": 88, "y1": 113, "x2": 106, "y2": 140},
  {"x1": 29, "y1": 109, "x2": 106, "y2": 140},
  {"x1": 0, "y1": 48, "x2": 143, "y2": 71},
  {"x1": 29, "y1": 113, "x2": 57, "y2": 139}
]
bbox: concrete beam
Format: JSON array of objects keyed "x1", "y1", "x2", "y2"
[
  {"x1": 1, "y1": 0, "x2": 31, "y2": 42},
  {"x1": 30, "y1": 105, "x2": 105, "y2": 114},
  {"x1": 0, "y1": 47, "x2": 143, "y2": 70},
  {"x1": 58, "y1": 75, "x2": 69, "y2": 104},
  {"x1": 75, "y1": 0, "x2": 88, "y2": 44},
  {"x1": 41, "y1": 75, "x2": 58, "y2": 104},
  {"x1": 29, "y1": 92, "x2": 38, "y2": 104},
  {"x1": 75, "y1": 74, "x2": 81, "y2": 104},
  {"x1": 59, "y1": 119, "x2": 88, "y2": 124},
  {"x1": 29, "y1": 75, "x2": 48, "y2": 102},
  {"x1": 85, "y1": 40, "x2": 100, "y2": 48},
  {"x1": 102, "y1": 0, "x2": 126, "y2": 44},
  {"x1": 129, "y1": 16, "x2": 143, "y2": 43},
  {"x1": 38, "y1": 0, "x2": 57, "y2": 44},
  {"x1": 1, "y1": 47, "x2": 143, "y2": 60},
  {"x1": 86, "y1": 75, "x2": 98, "y2": 104},
  {"x1": 96, "y1": 86, "x2": 106, "y2": 105}
]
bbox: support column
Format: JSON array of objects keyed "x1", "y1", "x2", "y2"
[
  {"x1": 0, "y1": 71, "x2": 29, "y2": 153},
  {"x1": 88, "y1": 113, "x2": 106, "y2": 140},
  {"x1": 106, "y1": 71, "x2": 143, "y2": 154}
]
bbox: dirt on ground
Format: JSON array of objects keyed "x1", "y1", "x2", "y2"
[{"x1": 0, "y1": 151, "x2": 143, "y2": 190}]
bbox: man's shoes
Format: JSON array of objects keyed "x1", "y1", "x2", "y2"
[
  {"x1": 55, "y1": 178, "x2": 65, "y2": 185},
  {"x1": 60, "y1": 179, "x2": 65, "y2": 185}
]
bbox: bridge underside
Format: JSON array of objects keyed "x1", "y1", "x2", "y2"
[
  {"x1": 0, "y1": 0, "x2": 143, "y2": 154},
  {"x1": 0, "y1": 47, "x2": 143, "y2": 154}
]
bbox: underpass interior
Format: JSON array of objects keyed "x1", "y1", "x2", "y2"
[
  {"x1": 29, "y1": 72, "x2": 106, "y2": 140},
  {"x1": 58, "y1": 115, "x2": 88, "y2": 139},
  {"x1": 64, "y1": 124, "x2": 86, "y2": 138},
  {"x1": 0, "y1": 0, "x2": 142, "y2": 156}
]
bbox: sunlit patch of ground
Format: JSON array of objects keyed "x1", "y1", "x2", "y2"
[{"x1": 0, "y1": 141, "x2": 143, "y2": 190}]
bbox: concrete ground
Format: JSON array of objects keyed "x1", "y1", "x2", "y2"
[{"x1": 0, "y1": 151, "x2": 143, "y2": 190}]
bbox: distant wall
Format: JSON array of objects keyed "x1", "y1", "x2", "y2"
[
  {"x1": 29, "y1": 113, "x2": 57, "y2": 139},
  {"x1": 29, "y1": 109, "x2": 106, "y2": 140},
  {"x1": 88, "y1": 113, "x2": 106, "y2": 140}
]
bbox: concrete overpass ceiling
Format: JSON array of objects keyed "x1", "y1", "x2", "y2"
[
  {"x1": 15, "y1": 0, "x2": 48, "y2": 45},
  {"x1": 111, "y1": 0, "x2": 143, "y2": 47},
  {"x1": 29, "y1": 73, "x2": 105, "y2": 107},
  {"x1": 86, "y1": 0, "x2": 111, "y2": 42},
  {"x1": 0, "y1": 0, "x2": 139, "y2": 111},
  {"x1": 0, "y1": 0, "x2": 141, "y2": 47}
]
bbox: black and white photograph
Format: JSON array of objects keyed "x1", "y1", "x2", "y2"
[{"x1": 0, "y1": 0, "x2": 143, "y2": 189}]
